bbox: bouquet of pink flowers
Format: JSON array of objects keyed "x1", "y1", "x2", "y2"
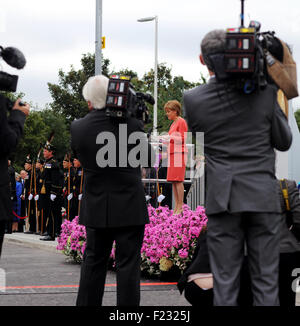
[
  {"x1": 141, "y1": 204, "x2": 207, "y2": 276},
  {"x1": 57, "y1": 216, "x2": 86, "y2": 263},
  {"x1": 57, "y1": 204, "x2": 207, "y2": 277}
]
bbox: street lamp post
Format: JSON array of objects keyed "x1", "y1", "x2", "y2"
[
  {"x1": 95, "y1": 0, "x2": 102, "y2": 75},
  {"x1": 137, "y1": 16, "x2": 158, "y2": 137}
]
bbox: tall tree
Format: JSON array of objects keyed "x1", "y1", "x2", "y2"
[
  {"x1": 11, "y1": 110, "x2": 69, "y2": 171},
  {"x1": 47, "y1": 54, "x2": 206, "y2": 133},
  {"x1": 48, "y1": 53, "x2": 110, "y2": 125},
  {"x1": 140, "y1": 63, "x2": 205, "y2": 133}
]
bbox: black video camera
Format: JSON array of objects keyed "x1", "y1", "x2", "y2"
[
  {"x1": 105, "y1": 75, "x2": 154, "y2": 123},
  {"x1": 210, "y1": 0, "x2": 282, "y2": 94},
  {"x1": 0, "y1": 45, "x2": 26, "y2": 92}
]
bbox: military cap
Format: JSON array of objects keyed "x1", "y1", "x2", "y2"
[
  {"x1": 63, "y1": 153, "x2": 73, "y2": 162},
  {"x1": 25, "y1": 155, "x2": 32, "y2": 164},
  {"x1": 44, "y1": 141, "x2": 56, "y2": 152}
]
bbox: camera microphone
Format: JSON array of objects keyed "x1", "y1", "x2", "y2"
[
  {"x1": 0, "y1": 46, "x2": 26, "y2": 69},
  {"x1": 136, "y1": 92, "x2": 155, "y2": 105}
]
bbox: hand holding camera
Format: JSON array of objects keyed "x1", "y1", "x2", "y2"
[{"x1": 13, "y1": 98, "x2": 30, "y2": 117}]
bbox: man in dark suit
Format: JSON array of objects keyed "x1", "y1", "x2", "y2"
[
  {"x1": 277, "y1": 179, "x2": 300, "y2": 306},
  {"x1": 0, "y1": 97, "x2": 29, "y2": 257},
  {"x1": 184, "y1": 29, "x2": 293, "y2": 305},
  {"x1": 72, "y1": 75, "x2": 154, "y2": 306}
]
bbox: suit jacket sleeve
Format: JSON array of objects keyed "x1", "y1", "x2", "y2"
[
  {"x1": 271, "y1": 95, "x2": 293, "y2": 151},
  {"x1": 183, "y1": 91, "x2": 199, "y2": 135},
  {"x1": 0, "y1": 96, "x2": 26, "y2": 157}
]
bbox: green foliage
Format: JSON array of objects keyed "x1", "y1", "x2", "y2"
[
  {"x1": 140, "y1": 63, "x2": 205, "y2": 133},
  {"x1": 11, "y1": 110, "x2": 69, "y2": 172},
  {"x1": 48, "y1": 53, "x2": 111, "y2": 125},
  {"x1": 10, "y1": 53, "x2": 206, "y2": 170},
  {"x1": 48, "y1": 55, "x2": 206, "y2": 134}
]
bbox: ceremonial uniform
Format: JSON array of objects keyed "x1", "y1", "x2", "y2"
[
  {"x1": 71, "y1": 167, "x2": 83, "y2": 220},
  {"x1": 63, "y1": 161, "x2": 75, "y2": 220},
  {"x1": 34, "y1": 159, "x2": 44, "y2": 234},
  {"x1": 39, "y1": 156, "x2": 62, "y2": 240},
  {"x1": 24, "y1": 168, "x2": 37, "y2": 233}
]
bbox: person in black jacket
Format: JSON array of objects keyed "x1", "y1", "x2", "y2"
[
  {"x1": 0, "y1": 97, "x2": 29, "y2": 257},
  {"x1": 62, "y1": 154, "x2": 75, "y2": 221},
  {"x1": 71, "y1": 157, "x2": 83, "y2": 219},
  {"x1": 72, "y1": 75, "x2": 154, "y2": 306},
  {"x1": 23, "y1": 155, "x2": 36, "y2": 234},
  {"x1": 39, "y1": 144, "x2": 62, "y2": 241}
]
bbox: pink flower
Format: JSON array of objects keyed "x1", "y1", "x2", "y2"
[{"x1": 57, "y1": 203, "x2": 207, "y2": 275}]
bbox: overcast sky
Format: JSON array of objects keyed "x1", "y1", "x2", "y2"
[{"x1": 1, "y1": 0, "x2": 300, "y2": 110}]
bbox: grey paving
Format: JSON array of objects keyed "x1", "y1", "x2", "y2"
[
  {"x1": 0, "y1": 235, "x2": 189, "y2": 306},
  {"x1": 1, "y1": 233, "x2": 299, "y2": 307}
]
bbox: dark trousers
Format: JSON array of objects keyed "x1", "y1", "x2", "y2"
[
  {"x1": 44, "y1": 197, "x2": 61, "y2": 238},
  {"x1": 18, "y1": 200, "x2": 26, "y2": 232},
  {"x1": 207, "y1": 211, "x2": 281, "y2": 306},
  {"x1": 54, "y1": 197, "x2": 62, "y2": 236},
  {"x1": 70, "y1": 197, "x2": 79, "y2": 221},
  {"x1": 28, "y1": 203, "x2": 36, "y2": 233},
  {"x1": 184, "y1": 282, "x2": 214, "y2": 307},
  {"x1": 76, "y1": 225, "x2": 145, "y2": 306},
  {"x1": 183, "y1": 257, "x2": 253, "y2": 307},
  {"x1": 0, "y1": 221, "x2": 6, "y2": 258},
  {"x1": 39, "y1": 195, "x2": 47, "y2": 234},
  {"x1": 279, "y1": 251, "x2": 300, "y2": 307}
]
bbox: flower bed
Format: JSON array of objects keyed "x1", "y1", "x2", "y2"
[
  {"x1": 57, "y1": 204, "x2": 207, "y2": 277},
  {"x1": 56, "y1": 216, "x2": 86, "y2": 263}
]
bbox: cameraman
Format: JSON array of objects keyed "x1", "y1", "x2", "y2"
[
  {"x1": 71, "y1": 75, "x2": 154, "y2": 306},
  {"x1": 0, "y1": 97, "x2": 30, "y2": 257},
  {"x1": 184, "y1": 29, "x2": 292, "y2": 306}
]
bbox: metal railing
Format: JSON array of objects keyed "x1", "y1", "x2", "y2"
[
  {"x1": 141, "y1": 161, "x2": 205, "y2": 210},
  {"x1": 186, "y1": 162, "x2": 205, "y2": 210}
]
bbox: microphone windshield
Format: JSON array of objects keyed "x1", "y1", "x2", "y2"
[{"x1": 1, "y1": 47, "x2": 26, "y2": 69}]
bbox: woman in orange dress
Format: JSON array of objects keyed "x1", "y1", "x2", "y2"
[{"x1": 162, "y1": 100, "x2": 188, "y2": 214}]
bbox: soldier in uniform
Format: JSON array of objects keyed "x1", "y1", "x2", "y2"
[
  {"x1": 24, "y1": 155, "x2": 36, "y2": 234},
  {"x1": 71, "y1": 157, "x2": 84, "y2": 219},
  {"x1": 34, "y1": 157, "x2": 44, "y2": 234},
  {"x1": 40, "y1": 142, "x2": 62, "y2": 241},
  {"x1": 62, "y1": 154, "x2": 75, "y2": 220}
]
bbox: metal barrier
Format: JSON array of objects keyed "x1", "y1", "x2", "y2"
[
  {"x1": 186, "y1": 162, "x2": 205, "y2": 210},
  {"x1": 141, "y1": 140, "x2": 205, "y2": 210},
  {"x1": 141, "y1": 162, "x2": 205, "y2": 210}
]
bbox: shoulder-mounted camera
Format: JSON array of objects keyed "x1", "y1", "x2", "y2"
[
  {"x1": 209, "y1": 0, "x2": 298, "y2": 99},
  {"x1": 105, "y1": 75, "x2": 154, "y2": 123}
]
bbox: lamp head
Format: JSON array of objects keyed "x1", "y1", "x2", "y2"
[{"x1": 137, "y1": 16, "x2": 156, "y2": 22}]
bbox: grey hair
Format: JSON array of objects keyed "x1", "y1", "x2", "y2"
[
  {"x1": 82, "y1": 75, "x2": 109, "y2": 110},
  {"x1": 201, "y1": 29, "x2": 226, "y2": 72}
]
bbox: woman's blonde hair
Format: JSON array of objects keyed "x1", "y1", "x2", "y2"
[{"x1": 164, "y1": 100, "x2": 181, "y2": 116}]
